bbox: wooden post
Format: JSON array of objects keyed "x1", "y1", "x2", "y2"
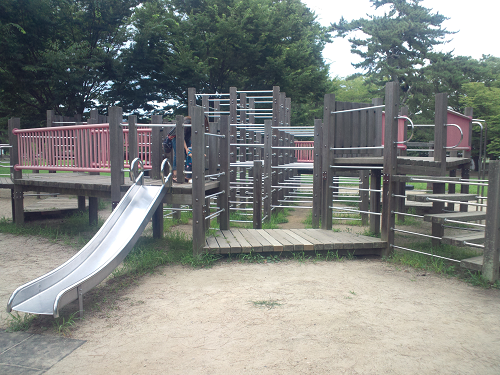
[
  {"x1": 434, "y1": 93, "x2": 448, "y2": 176},
  {"x1": 188, "y1": 87, "x2": 196, "y2": 118},
  {"x1": 172, "y1": 115, "x2": 184, "y2": 220},
  {"x1": 128, "y1": 115, "x2": 138, "y2": 169},
  {"x1": 89, "y1": 197, "x2": 98, "y2": 226},
  {"x1": 381, "y1": 82, "x2": 400, "y2": 257},
  {"x1": 150, "y1": 115, "x2": 162, "y2": 179},
  {"x1": 263, "y1": 119, "x2": 272, "y2": 221},
  {"x1": 109, "y1": 106, "x2": 124, "y2": 210},
  {"x1": 176, "y1": 115, "x2": 185, "y2": 184},
  {"x1": 312, "y1": 118, "x2": 322, "y2": 228},
  {"x1": 321, "y1": 94, "x2": 335, "y2": 230},
  {"x1": 218, "y1": 115, "x2": 230, "y2": 230},
  {"x1": 151, "y1": 113, "x2": 164, "y2": 238},
  {"x1": 9, "y1": 118, "x2": 24, "y2": 224},
  {"x1": 483, "y1": 160, "x2": 500, "y2": 282},
  {"x1": 253, "y1": 160, "x2": 263, "y2": 229},
  {"x1": 192, "y1": 106, "x2": 206, "y2": 255}
]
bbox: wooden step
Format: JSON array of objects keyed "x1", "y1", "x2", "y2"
[
  {"x1": 424, "y1": 211, "x2": 486, "y2": 224},
  {"x1": 461, "y1": 254, "x2": 500, "y2": 273},
  {"x1": 407, "y1": 193, "x2": 477, "y2": 202},
  {"x1": 441, "y1": 232, "x2": 485, "y2": 247}
]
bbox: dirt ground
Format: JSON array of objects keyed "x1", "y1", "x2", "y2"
[{"x1": 1, "y1": 188, "x2": 500, "y2": 374}]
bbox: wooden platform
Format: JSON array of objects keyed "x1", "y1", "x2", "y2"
[
  {"x1": 332, "y1": 156, "x2": 470, "y2": 175},
  {"x1": 204, "y1": 228, "x2": 386, "y2": 254},
  {"x1": 2, "y1": 172, "x2": 219, "y2": 203},
  {"x1": 461, "y1": 254, "x2": 500, "y2": 272}
]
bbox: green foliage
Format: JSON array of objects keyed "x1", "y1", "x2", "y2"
[
  {"x1": 0, "y1": 0, "x2": 139, "y2": 127},
  {"x1": 331, "y1": 0, "x2": 454, "y2": 100},
  {"x1": 6, "y1": 312, "x2": 37, "y2": 332},
  {"x1": 53, "y1": 311, "x2": 79, "y2": 336},
  {"x1": 332, "y1": 75, "x2": 378, "y2": 103},
  {"x1": 104, "y1": 0, "x2": 332, "y2": 125}
]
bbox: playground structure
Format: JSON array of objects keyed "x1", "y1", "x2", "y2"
[{"x1": 2, "y1": 81, "x2": 499, "y2": 316}]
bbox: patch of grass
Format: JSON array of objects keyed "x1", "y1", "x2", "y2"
[
  {"x1": 362, "y1": 229, "x2": 381, "y2": 238},
  {"x1": 5, "y1": 312, "x2": 37, "y2": 332},
  {"x1": 239, "y1": 250, "x2": 265, "y2": 263},
  {"x1": 292, "y1": 251, "x2": 311, "y2": 263},
  {"x1": 250, "y1": 299, "x2": 282, "y2": 309},
  {"x1": 53, "y1": 311, "x2": 79, "y2": 336},
  {"x1": 0, "y1": 211, "x2": 104, "y2": 248}
]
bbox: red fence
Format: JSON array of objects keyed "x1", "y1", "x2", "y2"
[
  {"x1": 13, "y1": 124, "x2": 152, "y2": 172},
  {"x1": 294, "y1": 141, "x2": 314, "y2": 162}
]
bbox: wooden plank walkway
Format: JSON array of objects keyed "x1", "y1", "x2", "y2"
[{"x1": 204, "y1": 229, "x2": 386, "y2": 255}]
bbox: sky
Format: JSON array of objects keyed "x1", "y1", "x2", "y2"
[{"x1": 302, "y1": 0, "x2": 499, "y2": 78}]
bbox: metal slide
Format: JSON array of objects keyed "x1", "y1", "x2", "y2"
[{"x1": 7, "y1": 159, "x2": 171, "y2": 318}]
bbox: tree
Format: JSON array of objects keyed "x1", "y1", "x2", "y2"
[
  {"x1": 330, "y1": 0, "x2": 454, "y2": 106},
  {"x1": 0, "y1": 0, "x2": 138, "y2": 127},
  {"x1": 112, "y1": 0, "x2": 332, "y2": 125}
]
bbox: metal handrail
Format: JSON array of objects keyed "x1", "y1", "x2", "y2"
[{"x1": 395, "y1": 116, "x2": 415, "y2": 144}]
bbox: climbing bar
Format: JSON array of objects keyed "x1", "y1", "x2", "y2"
[
  {"x1": 392, "y1": 211, "x2": 424, "y2": 219},
  {"x1": 330, "y1": 105, "x2": 385, "y2": 115},
  {"x1": 206, "y1": 209, "x2": 224, "y2": 220},
  {"x1": 443, "y1": 218, "x2": 485, "y2": 227},
  {"x1": 205, "y1": 190, "x2": 225, "y2": 200},
  {"x1": 409, "y1": 178, "x2": 488, "y2": 187},
  {"x1": 197, "y1": 93, "x2": 230, "y2": 96},
  {"x1": 463, "y1": 242, "x2": 484, "y2": 249},
  {"x1": 330, "y1": 146, "x2": 384, "y2": 151},
  {"x1": 271, "y1": 205, "x2": 312, "y2": 209},
  {"x1": 392, "y1": 228, "x2": 441, "y2": 240},
  {"x1": 331, "y1": 207, "x2": 381, "y2": 216},
  {"x1": 330, "y1": 165, "x2": 384, "y2": 170},
  {"x1": 390, "y1": 245, "x2": 460, "y2": 263},
  {"x1": 205, "y1": 133, "x2": 225, "y2": 138},
  {"x1": 163, "y1": 207, "x2": 193, "y2": 212},
  {"x1": 205, "y1": 172, "x2": 225, "y2": 179},
  {"x1": 333, "y1": 186, "x2": 381, "y2": 193},
  {"x1": 424, "y1": 197, "x2": 486, "y2": 207},
  {"x1": 236, "y1": 90, "x2": 273, "y2": 93}
]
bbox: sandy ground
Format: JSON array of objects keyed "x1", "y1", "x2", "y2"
[{"x1": 1, "y1": 188, "x2": 500, "y2": 374}]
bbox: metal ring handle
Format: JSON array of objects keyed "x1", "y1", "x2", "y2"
[
  {"x1": 130, "y1": 158, "x2": 144, "y2": 183},
  {"x1": 395, "y1": 116, "x2": 415, "y2": 144},
  {"x1": 445, "y1": 124, "x2": 464, "y2": 149},
  {"x1": 161, "y1": 159, "x2": 172, "y2": 185}
]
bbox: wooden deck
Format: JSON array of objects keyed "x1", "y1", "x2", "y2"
[
  {"x1": 0, "y1": 172, "x2": 219, "y2": 203},
  {"x1": 204, "y1": 228, "x2": 386, "y2": 255}
]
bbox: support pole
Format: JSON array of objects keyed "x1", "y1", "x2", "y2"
[
  {"x1": 109, "y1": 106, "x2": 124, "y2": 210},
  {"x1": 381, "y1": 82, "x2": 400, "y2": 257},
  {"x1": 483, "y1": 160, "x2": 500, "y2": 282},
  {"x1": 192, "y1": 106, "x2": 206, "y2": 255},
  {"x1": 219, "y1": 116, "x2": 230, "y2": 230},
  {"x1": 9, "y1": 118, "x2": 24, "y2": 225},
  {"x1": 253, "y1": 160, "x2": 263, "y2": 229},
  {"x1": 321, "y1": 94, "x2": 335, "y2": 230},
  {"x1": 151, "y1": 114, "x2": 162, "y2": 180},
  {"x1": 263, "y1": 119, "x2": 272, "y2": 221},
  {"x1": 312, "y1": 119, "x2": 322, "y2": 228}
]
